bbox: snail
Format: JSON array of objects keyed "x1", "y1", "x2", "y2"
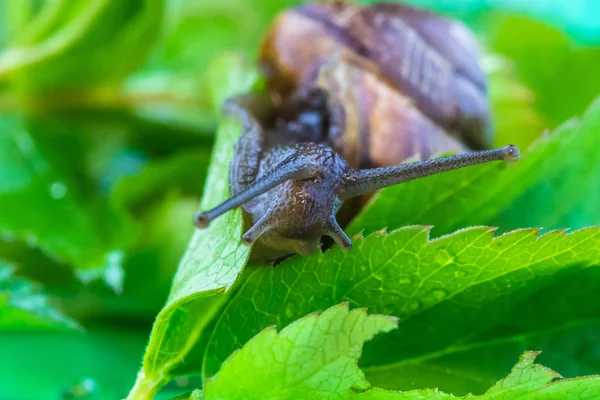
[{"x1": 194, "y1": 2, "x2": 520, "y2": 258}]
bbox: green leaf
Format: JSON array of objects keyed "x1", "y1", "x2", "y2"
[
  {"x1": 129, "y1": 0, "x2": 298, "y2": 128},
  {"x1": 144, "y1": 0, "x2": 302, "y2": 73},
  {"x1": 489, "y1": 99, "x2": 600, "y2": 232},
  {"x1": 347, "y1": 96, "x2": 600, "y2": 238},
  {"x1": 201, "y1": 226, "x2": 600, "y2": 393},
  {"x1": 111, "y1": 148, "x2": 210, "y2": 211},
  {"x1": 191, "y1": 321, "x2": 599, "y2": 400},
  {"x1": 361, "y1": 262, "x2": 600, "y2": 395},
  {"x1": 110, "y1": 193, "x2": 201, "y2": 319},
  {"x1": 203, "y1": 303, "x2": 397, "y2": 400},
  {"x1": 355, "y1": 352, "x2": 600, "y2": 399},
  {"x1": 0, "y1": 0, "x2": 164, "y2": 92},
  {"x1": 484, "y1": 14, "x2": 600, "y2": 127},
  {"x1": 365, "y1": 0, "x2": 600, "y2": 33},
  {"x1": 0, "y1": 114, "x2": 134, "y2": 286},
  {"x1": 127, "y1": 54, "x2": 259, "y2": 400},
  {"x1": 0, "y1": 323, "x2": 192, "y2": 400},
  {"x1": 485, "y1": 54, "x2": 546, "y2": 149},
  {"x1": 187, "y1": 390, "x2": 202, "y2": 400},
  {"x1": 0, "y1": 260, "x2": 76, "y2": 330}
]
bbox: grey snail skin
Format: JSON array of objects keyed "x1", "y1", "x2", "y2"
[{"x1": 194, "y1": 2, "x2": 520, "y2": 260}]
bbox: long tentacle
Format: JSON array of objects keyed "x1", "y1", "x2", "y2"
[
  {"x1": 338, "y1": 145, "x2": 519, "y2": 200},
  {"x1": 195, "y1": 155, "x2": 321, "y2": 228}
]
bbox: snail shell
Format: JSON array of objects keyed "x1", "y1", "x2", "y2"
[{"x1": 260, "y1": 1, "x2": 492, "y2": 169}]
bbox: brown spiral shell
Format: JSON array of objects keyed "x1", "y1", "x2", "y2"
[{"x1": 259, "y1": 1, "x2": 491, "y2": 169}]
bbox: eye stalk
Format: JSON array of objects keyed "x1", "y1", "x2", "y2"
[
  {"x1": 503, "y1": 145, "x2": 520, "y2": 163},
  {"x1": 337, "y1": 145, "x2": 520, "y2": 199},
  {"x1": 194, "y1": 152, "x2": 322, "y2": 232}
]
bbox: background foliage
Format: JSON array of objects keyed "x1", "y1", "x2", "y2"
[{"x1": 1, "y1": 0, "x2": 600, "y2": 399}]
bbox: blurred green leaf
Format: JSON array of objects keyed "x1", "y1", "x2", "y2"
[
  {"x1": 200, "y1": 226, "x2": 600, "y2": 394},
  {"x1": 490, "y1": 101, "x2": 600, "y2": 232},
  {"x1": 127, "y1": 54, "x2": 258, "y2": 400},
  {"x1": 0, "y1": 260, "x2": 76, "y2": 329},
  {"x1": 0, "y1": 323, "x2": 192, "y2": 400},
  {"x1": 400, "y1": 0, "x2": 600, "y2": 44},
  {"x1": 126, "y1": 0, "x2": 294, "y2": 128},
  {"x1": 124, "y1": 72, "x2": 218, "y2": 136},
  {"x1": 38, "y1": 192, "x2": 202, "y2": 324},
  {"x1": 0, "y1": 111, "x2": 209, "y2": 320},
  {"x1": 186, "y1": 391, "x2": 202, "y2": 400},
  {"x1": 203, "y1": 303, "x2": 397, "y2": 399},
  {"x1": 0, "y1": 0, "x2": 164, "y2": 93},
  {"x1": 145, "y1": 0, "x2": 301, "y2": 73},
  {"x1": 347, "y1": 96, "x2": 600, "y2": 238},
  {"x1": 112, "y1": 148, "x2": 210, "y2": 211},
  {"x1": 0, "y1": 114, "x2": 135, "y2": 287},
  {"x1": 484, "y1": 14, "x2": 600, "y2": 127},
  {"x1": 0, "y1": 238, "x2": 73, "y2": 288},
  {"x1": 485, "y1": 54, "x2": 546, "y2": 149},
  {"x1": 118, "y1": 193, "x2": 200, "y2": 318}
]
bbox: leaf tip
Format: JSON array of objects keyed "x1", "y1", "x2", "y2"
[
  {"x1": 516, "y1": 351, "x2": 563, "y2": 380},
  {"x1": 379, "y1": 314, "x2": 399, "y2": 331},
  {"x1": 351, "y1": 229, "x2": 366, "y2": 241},
  {"x1": 432, "y1": 225, "x2": 497, "y2": 244},
  {"x1": 583, "y1": 95, "x2": 600, "y2": 119},
  {"x1": 496, "y1": 227, "x2": 542, "y2": 241},
  {"x1": 565, "y1": 225, "x2": 600, "y2": 237}
]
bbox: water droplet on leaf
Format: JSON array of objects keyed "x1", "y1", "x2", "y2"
[
  {"x1": 1, "y1": 231, "x2": 16, "y2": 242},
  {"x1": 398, "y1": 277, "x2": 411, "y2": 285},
  {"x1": 435, "y1": 251, "x2": 453, "y2": 266},
  {"x1": 431, "y1": 289, "x2": 448, "y2": 301},
  {"x1": 284, "y1": 302, "x2": 296, "y2": 319},
  {"x1": 104, "y1": 256, "x2": 124, "y2": 294},
  {"x1": 405, "y1": 299, "x2": 420, "y2": 313},
  {"x1": 62, "y1": 377, "x2": 98, "y2": 399},
  {"x1": 25, "y1": 234, "x2": 38, "y2": 248},
  {"x1": 49, "y1": 181, "x2": 67, "y2": 199},
  {"x1": 454, "y1": 269, "x2": 467, "y2": 278},
  {"x1": 175, "y1": 376, "x2": 190, "y2": 388}
]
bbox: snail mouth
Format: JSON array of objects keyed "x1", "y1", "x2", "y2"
[
  {"x1": 245, "y1": 229, "x2": 322, "y2": 257},
  {"x1": 293, "y1": 238, "x2": 322, "y2": 256}
]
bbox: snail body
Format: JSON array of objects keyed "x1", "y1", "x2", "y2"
[{"x1": 195, "y1": 2, "x2": 519, "y2": 258}]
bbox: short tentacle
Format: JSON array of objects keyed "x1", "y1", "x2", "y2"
[
  {"x1": 241, "y1": 210, "x2": 276, "y2": 246},
  {"x1": 326, "y1": 216, "x2": 352, "y2": 250}
]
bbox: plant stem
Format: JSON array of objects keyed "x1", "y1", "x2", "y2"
[{"x1": 126, "y1": 368, "x2": 168, "y2": 400}]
